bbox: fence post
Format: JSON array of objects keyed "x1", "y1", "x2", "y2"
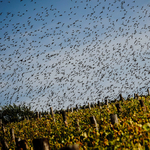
[
  {"x1": 70, "y1": 107, "x2": 73, "y2": 113},
  {"x1": 147, "y1": 88, "x2": 150, "y2": 96},
  {"x1": 90, "y1": 116, "x2": 98, "y2": 131},
  {"x1": 1, "y1": 125, "x2": 9, "y2": 150},
  {"x1": 39, "y1": 112, "x2": 41, "y2": 119},
  {"x1": 97, "y1": 101, "x2": 101, "y2": 109},
  {"x1": 95, "y1": 102, "x2": 97, "y2": 107},
  {"x1": 91, "y1": 103, "x2": 95, "y2": 108},
  {"x1": 33, "y1": 138, "x2": 50, "y2": 150},
  {"x1": 0, "y1": 119, "x2": 2, "y2": 128},
  {"x1": 139, "y1": 99, "x2": 146, "y2": 112},
  {"x1": 50, "y1": 107, "x2": 55, "y2": 122},
  {"x1": 75, "y1": 118, "x2": 80, "y2": 131},
  {"x1": 59, "y1": 144, "x2": 79, "y2": 150},
  {"x1": 88, "y1": 102, "x2": 91, "y2": 110},
  {"x1": 115, "y1": 103, "x2": 122, "y2": 113},
  {"x1": 137, "y1": 94, "x2": 139, "y2": 100},
  {"x1": 2, "y1": 125, "x2": 5, "y2": 137},
  {"x1": 127, "y1": 95, "x2": 130, "y2": 101},
  {"x1": 45, "y1": 113, "x2": 47, "y2": 119},
  {"x1": 67, "y1": 106, "x2": 69, "y2": 113},
  {"x1": 134, "y1": 93, "x2": 136, "y2": 99},
  {"x1": 119, "y1": 94, "x2": 124, "y2": 102},
  {"x1": 1, "y1": 140, "x2": 9, "y2": 150},
  {"x1": 76, "y1": 104, "x2": 78, "y2": 112},
  {"x1": 36, "y1": 112, "x2": 39, "y2": 120},
  {"x1": 10, "y1": 128, "x2": 16, "y2": 145},
  {"x1": 110, "y1": 114, "x2": 119, "y2": 124},
  {"x1": 134, "y1": 93, "x2": 139, "y2": 100},
  {"x1": 114, "y1": 99, "x2": 118, "y2": 102},
  {"x1": 16, "y1": 139, "x2": 29, "y2": 150},
  {"x1": 15, "y1": 137, "x2": 21, "y2": 144},
  {"x1": 47, "y1": 111, "x2": 50, "y2": 118},
  {"x1": 83, "y1": 105, "x2": 86, "y2": 110},
  {"x1": 0, "y1": 119, "x2": 3, "y2": 127},
  {"x1": 62, "y1": 110, "x2": 68, "y2": 127},
  {"x1": 105, "y1": 99, "x2": 108, "y2": 106},
  {"x1": 26, "y1": 116, "x2": 29, "y2": 121}
]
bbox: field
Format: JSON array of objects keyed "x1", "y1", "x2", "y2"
[{"x1": 1, "y1": 95, "x2": 150, "y2": 149}]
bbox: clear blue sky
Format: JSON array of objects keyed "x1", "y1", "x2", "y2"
[{"x1": 0, "y1": 0, "x2": 150, "y2": 112}]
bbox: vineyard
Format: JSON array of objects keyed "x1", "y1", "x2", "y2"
[{"x1": 1, "y1": 92, "x2": 150, "y2": 150}]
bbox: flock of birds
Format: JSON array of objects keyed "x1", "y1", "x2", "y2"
[{"x1": 0, "y1": 0, "x2": 150, "y2": 112}]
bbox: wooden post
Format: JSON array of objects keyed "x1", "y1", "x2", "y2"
[
  {"x1": 139, "y1": 99, "x2": 144, "y2": 107},
  {"x1": 75, "y1": 118, "x2": 80, "y2": 131},
  {"x1": 62, "y1": 111, "x2": 67, "y2": 126},
  {"x1": 137, "y1": 94, "x2": 139, "y2": 100},
  {"x1": 15, "y1": 137, "x2": 21, "y2": 143},
  {"x1": 91, "y1": 103, "x2": 95, "y2": 108},
  {"x1": 134, "y1": 93, "x2": 136, "y2": 99},
  {"x1": 1, "y1": 125, "x2": 9, "y2": 150},
  {"x1": 76, "y1": 104, "x2": 78, "y2": 112},
  {"x1": 67, "y1": 106, "x2": 69, "y2": 113},
  {"x1": 110, "y1": 114, "x2": 118, "y2": 124},
  {"x1": 127, "y1": 95, "x2": 130, "y2": 100},
  {"x1": 0, "y1": 119, "x2": 2, "y2": 128},
  {"x1": 10, "y1": 128, "x2": 16, "y2": 144},
  {"x1": 114, "y1": 99, "x2": 118, "y2": 102},
  {"x1": 119, "y1": 94, "x2": 124, "y2": 102},
  {"x1": 90, "y1": 116, "x2": 98, "y2": 131},
  {"x1": 91, "y1": 103, "x2": 93, "y2": 108},
  {"x1": 33, "y1": 138, "x2": 50, "y2": 150},
  {"x1": 95, "y1": 102, "x2": 97, "y2": 107},
  {"x1": 1, "y1": 140, "x2": 9, "y2": 150},
  {"x1": 16, "y1": 139, "x2": 29, "y2": 150},
  {"x1": 39, "y1": 112, "x2": 41, "y2": 119},
  {"x1": 70, "y1": 107, "x2": 73, "y2": 113},
  {"x1": 105, "y1": 99, "x2": 108, "y2": 106},
  {"x1": 60, "y1": 144, "x2": 79, "y2": 150},
  {"x1": 25, "y1": 116, "x2": 29, "y2": 121},
  {"x1": 88, "y1": 102, "x2": 91, "y2": 110},
  {"x1": 147, "y1": 88, "x2": 150, "y2": 96},
  {"x1": 45, "y1": 114, "x2": 47, "y2": 119},
  {"x1": 134, "y1": 93, "x2": 139, "y2": 99},
  {"x1": 2, "y1": 125, "x2": 5, "y2": 136},
  {"x1": 97, "y1": 101, "x2": 100, "y2": 106},
  {"x1": 139, "y1": 100, "x2": 146, "y2": 111},
  {"x1": 50, "y1": 107, "x2": 55, "y2": 122},
  {"x1": 83, "y1": 105, "x2": 86, "y2": 109},
  {"x1": 97, "y1": 101, "x2": 101, "y2": 109},
  {"x1": 76, "y1": 104, "x2": 78, "y2": 109},
  {"x1": 36, "y1": 112, "x2": 39, "y2": 120},
  {"x1": 115, "y1": 103, "x2": 122, "y2": 113}
]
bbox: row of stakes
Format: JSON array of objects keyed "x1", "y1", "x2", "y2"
[
  {"x1": 0, "y1": 90, "x2": 150, "y2": 150},
  {"x1": 7, "y1": 89, "x2": 149, "y2": 121},
  {"x1": 30, "y1": 90, "x2": 149, "y2": 120}
]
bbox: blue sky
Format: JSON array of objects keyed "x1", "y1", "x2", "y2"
[{"x1": 0, "y1": 0, "x2": 150, "y2": 112}]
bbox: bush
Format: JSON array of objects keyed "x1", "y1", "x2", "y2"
[{"x1": 0, "y1": 102, "x2": 35, "y2": 125}]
